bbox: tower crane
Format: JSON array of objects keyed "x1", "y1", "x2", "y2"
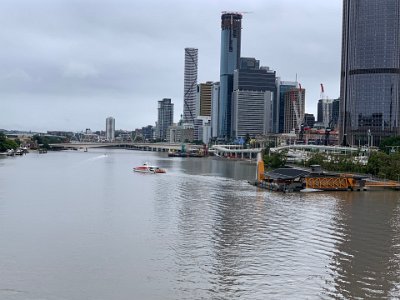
[
  {"x1": 320, "y1": 83, "x2": 325, "y2": 99},
  {"x1": 291, "y1": 84, "x2": 302, "y2": 131},
  {"x1": 290, "y1": 83, "x2": 304, "y2": 140}
]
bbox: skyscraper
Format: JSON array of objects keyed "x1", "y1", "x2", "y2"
[
  {"x1": 340, "y1": 0, "x2": 400, "y2": 146},
  {"x1": 218, "y1": 12, "x2": 242, "y2": 139},
  {"x1": 211, "y1": 82, "x2": 220, "y2": 138},
  {"x1": 183, "y1": 48, "x2": 198, "y2": 124},
  {"x1": 157, "y1": 98, "x2": 174, "y2": 141},
  {"x1": 275, "y1": 79, "x2": 298, "y2": 133},
  {"x1": 231, "y1": 58, "x2": 276, "y2": 138},
  {"x1": 106, "y1": 116, "x2": 115, "y2": 142}
]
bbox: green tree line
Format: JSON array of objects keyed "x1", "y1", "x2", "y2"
[{"x1": 0, "y1": 133, "x2": 19, "y2": 152}]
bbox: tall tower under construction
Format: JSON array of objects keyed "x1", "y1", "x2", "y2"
[
  {"x1": 218, "y1": 12, "x2": 242, "y2": 139},
  {"x1": 340, "y1": 0, "x2": 400, "y2": 146},
  {"x1": 183, "y1": 48, "x2": 198, "y2": 124}
]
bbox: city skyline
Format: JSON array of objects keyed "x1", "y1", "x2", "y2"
[{"x1": 0, "y1": 0, "x2": 342, "y2": 132}]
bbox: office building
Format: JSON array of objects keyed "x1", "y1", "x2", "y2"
[
  {"x1": 284, "y1": 88, "x2": 305, "y2": 133},
  {"x1": 304, "y1": 113, "x2": 315, "y2": 128},
  {"x1": 211, "y1": 82, "x2": 220, "y2": 138},
  {"x1": 157, "y1": 98, "x2": 174, "y2": 141},
  {"x1": 218, "y1": 12, "x2": 242, "y2": 139},
  {"x1": 193, "y1": 116, "x2": 211, "y2": 143},
  {"x1": 168, "y1": 123, "x2": 194, "y2": 143},
  {"x1": 231, "y1": 57, "x2": 276, "y2": 138},
  {"x1": 331, "y1": 98, "x2": 340, "y2": 129},
  {"x1": 183, "y1": 48, "x2": 198, "y2": 123},
  {"x1": 196, "y1": 81, "x2": 213, "y2": 117},
  {"x1": 340, "y1": 0, "x2": 400, "y2": 146},
  {"x1": 275, "y1": 79, "x2": 298, "y2": 133},
  {"x1": 106, "y1": 117, "x2": 115, "y2": 142},
  {"x1": 141, "y1": 125, "x2": 155, "y2": 141}
]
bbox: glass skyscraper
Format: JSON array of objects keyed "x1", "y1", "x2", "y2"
[
  {"x1": 340, "y1": 0, "x2": 400, "y2": 146},
  {"x1": 218, "y1": 12, "x2": 242, "y2": 140}
]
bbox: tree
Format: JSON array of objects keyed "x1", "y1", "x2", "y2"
[
  {"x1": 380, "y1": 136, "x2": 400, "y2": 154},
  {"x1": 366, "y1": 151, "x2": 389, "y2": 176},
  {"x1": 264, "y1": 151, "x2": 286, "y2": 169},
  {"x1": 0, "y1": 133, "x2": 18, "y2": 152}
]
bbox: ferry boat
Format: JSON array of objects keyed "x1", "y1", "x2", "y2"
[{"x1": 133, "y1": 163, "x2": 166, "y2": 174}]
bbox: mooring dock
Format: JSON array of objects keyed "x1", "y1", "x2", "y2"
[{"x1": 253, "y1": 161, "x2": 400, "y2": 192}]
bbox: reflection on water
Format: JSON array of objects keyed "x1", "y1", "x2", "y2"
[
  {"x1": 326, "y1": 192, "x2": 400, "y2": 299},
  {"x1": 0, "y1": 150, "x2": 399, "y2": 299}
]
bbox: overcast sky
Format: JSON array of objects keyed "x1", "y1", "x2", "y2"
[{"x1": 0, "y1": 0, "x2": 342, "y2": 132}]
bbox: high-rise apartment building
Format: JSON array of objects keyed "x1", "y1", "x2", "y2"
[
  {"x1": 231, "y1": 58, "x2": 276, "y2": 138},
  {"x1": 340, "y1": 0, "x2": 400, "y2": 146},
  {"x1": 157, "y1": 98, "x2": 174, "y2": 141},
  {"x1": 284, "y1": 88, "x2": 305, "y2": 133},
  {"x1": 218, "y1": 12, "x2": 242, "y2": 139},
  {"x1": 106, "y1": 116, "x2": 115, "y2": 142},
  {"x1": 183, "y1": 48, "x2": 198, "y2": 124}
]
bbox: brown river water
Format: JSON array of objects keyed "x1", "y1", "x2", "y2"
[{"x1": 0, "y1": 149, "x2": 399, "y2": 299}]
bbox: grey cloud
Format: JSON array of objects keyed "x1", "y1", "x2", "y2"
[{"x1": 0, "y1": 0, "x2": 342, "y2": 132}]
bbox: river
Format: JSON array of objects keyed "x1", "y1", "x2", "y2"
[{"x1": 0, "y1": 149, "x2": 399, "y2": 299}]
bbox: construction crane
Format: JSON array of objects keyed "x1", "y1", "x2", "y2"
[
  {"x1": 291, "y1": 84, "x2": 302, "y2": 132},
  {"x1": 320, "y1": 83, "x2": 325, "y2": 99}
]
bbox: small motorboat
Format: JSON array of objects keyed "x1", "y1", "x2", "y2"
[{"x1": 133, "y1": 162, "x2": 166, "y2": 174}]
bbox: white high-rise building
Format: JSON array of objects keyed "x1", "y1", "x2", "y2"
[
  {"x1": 183, "y1": 48, "x2": 198, "y2": 123},
  {"x1": 106, "y1": 117, "x2": 115, "y2": 142}
]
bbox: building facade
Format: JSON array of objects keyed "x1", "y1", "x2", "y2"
[
  {"x1": 157, "y1": 98, "x2": 174, "y2": 141},
  {"x1": 231, "y1": 57, "x2": 276, "y2": 138},
  {"x1": 331, "y1": 98, "x2": 340, "y2": 130},
  {"x1": 141, "y1": 125, "x2": 154, "y2": 141},
  {"x1": 317, "y1": 99, "x2": 333, "y2": 128},
  {"x1": 106, "y1": 117, "x2": 115, "y2": 142},
  {"x1": 304, "y1": 113, "x2": 315, "y2": 128},
  {"x1": 283, "y1": 88, "x2": 305, "y2": 133},
  {"x1": 340, "y1": 0, "x2": 400, "y2": 146},
  {"x1": 276, "y1": 80, "x2": 298, "y2": 133},
  {"x1": 218, "y1": 12, "x2": 242, "y2": 139},
  {"x1": 183, "y1": 48, "x2": 198, "y2": 123},
  {"x1": 211, "y1": 82, "x2": 220, "y2": 139},
  {"x1": 197, "y1": 81, "x2": 213, "y2": 117}
]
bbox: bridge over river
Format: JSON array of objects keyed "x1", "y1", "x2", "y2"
[{"x1": 50, "y1": 142, "x2": 203, "y2": 152}]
